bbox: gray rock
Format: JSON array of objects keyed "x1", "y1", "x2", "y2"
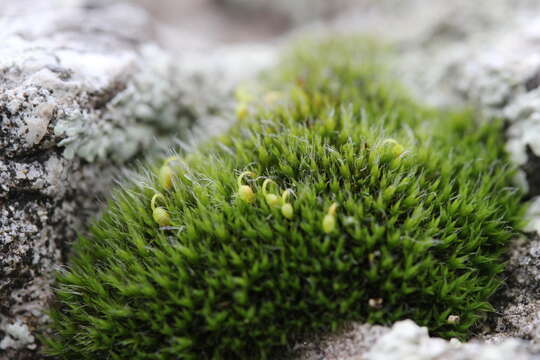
[
  {"x1": 366, "y1": 320, "x2": 538, "y2": 360},
  {"x1": 0, "y1": 0, "x2": 272, "y2": 358},
  {"x1": 293, "y1": 320, "x2": 540, "y2": 360},
  {"x1": 479, "y1": 235, "x2": 540, "y2": 353},
  {"x1": 1, "y1": 2, "x2": 226, "y2": 163},
  {"x1": 291, "y1": 322, "x2": 389, "y2": 360}
]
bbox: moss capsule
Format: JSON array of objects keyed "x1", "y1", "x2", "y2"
[
  {"x1": 238, "y1": 185, "x2": 255, "y2": 203},
  {"x1": 158, "y1": 156, "x2": 182, "y2": 190},
  {"x1": 322, "y1": 214, "x2": 335, "y2": 233},
  {"x1": 235, "y1": 86, "x2": 253, "y2": 103},
  {"x1": 153, "y1": 207, "x2": 171, "y2": 227},
  {"x1": 281, "y1": 189, "x2": 294, "y2": 219},
  {"x1": 159, "y1": 165, "x2": 175, "y2": 190},
  {"x1": 382, "y1": 138, "x2": 405, "y2": 157},
  {"x1": 237, "y1": 171, "x2": 256, "y2": 203},
  {"x1": 150, "y1": 193, "x2": 171, "y2": 227},
  {"x1": 234, "y1": 86, "x2": 251, "y2": 121},
  {"x1": 262, "y1": 179, "x2": 281, "y2": 208},
  {"x1": 322, "y1": 202, "x2": 338, "y2": 233},
  {"x1": 281, "y1": 203, "x2": 293, "y2": 219},
  {"x1": 266, "y1": 194, "x2": 280, "y2": 207}
]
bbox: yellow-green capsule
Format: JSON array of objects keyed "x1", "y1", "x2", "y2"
[
  {"x1": 159, "y1": 165, "x2": 175, "y2": 190},
  {"x1": 238, "y1": 185, "x2": 255, "y2": 203},
  {"x1": 150, "y1": 193, "x2": 171, "y2": 227},
  {"x1": 266, "y1": 194, "x2": 280, "y2": 207},
  {"x1": 281, "y1": 189, "x2": 294, "y2": 219},
  {"x1": 281, "y1": 203, "x2": 293, "y2": 219},
  {"x1": 153, "y1": 207, "x2": 171, "y2": 227},
  {"x1": 237, "y1": 171, "x2": 256, "y2": 203},
  {"x1": 235, "y1": 86, "x2": 253, "y2": 103},
  {"x1": 322, "y1": 214, "x2": 336, "y2": 233},
  {"x1": 262, "y1": 179, "x2": 281, "y2": 208},
  {"x1": 392, "y1": 143, "x2": 405, "y2": 157},
  {"x1": 158, "y1": 156, "x2": 182, "y2": 190},
  {"x1": 322, "y1": 202, "x2": 338, "y2": 234},
  {"x1": 382, "y1": 138, "x2": 405, "y2": 157}
]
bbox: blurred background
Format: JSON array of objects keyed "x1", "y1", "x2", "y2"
[{"x1": 135, "y1": 0, "x2": 355, "y2": 44}]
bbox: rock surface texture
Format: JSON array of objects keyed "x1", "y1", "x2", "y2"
[
  {"x1": 482, "y1": 236, "x2": 540, "y2": 352},
  {"x1": 292, "y1": 323, "x2": 389, "y2": 360},
  {"x1": 0, "y1": 0, "x2": 266, "y2": 358},
  {"x1": 293, "y1": 320, "x2": 540, "y2": 360},
  {"x1": 366, "y1": 320, "x2": 538, "y2": 360}
]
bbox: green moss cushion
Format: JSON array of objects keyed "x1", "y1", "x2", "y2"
[{"x1": 45, "y1": 39, "x2": 524, "y2": 359}]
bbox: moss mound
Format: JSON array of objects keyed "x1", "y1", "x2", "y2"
[{"x1": 45, "y1": 39, "x2": 524, "y2": 359}]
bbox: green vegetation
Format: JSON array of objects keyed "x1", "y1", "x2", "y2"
[{"x1": 45, "y1": 38, "x2": 524, "y2": 359}]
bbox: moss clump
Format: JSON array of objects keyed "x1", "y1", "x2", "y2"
[{"x1": 45, "y1": 39, "x2": 524, "y2": 359}]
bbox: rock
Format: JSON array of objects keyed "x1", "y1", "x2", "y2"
[
  {"x1": 480, "y1": 235, "x2": 540, "y2": 352},
  {"x1": 366, "y1": 320, "x2": 537, "y2": 360},
  {"x1": 0, "y1": 0, "x2": 276, "y2": 358},
  {"x1": 525, "y1": 198, "x2": 540, "y2": 234},
  {"x1": 291, "y1": 323, "x2": 389, "y2": 360},
  {"x1": 292, "y1": 320, "x2": 539, "y2": 360}
]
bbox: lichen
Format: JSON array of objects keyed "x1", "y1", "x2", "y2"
[
  {"x1": 53, "y1": 45, "x2": 227, "y2": 163},
  {"x1": 366, "y1": 320, "x2": 532, "y2": 360},
  {"x1": 0, "y1": 320, "x2": 36, "y2": 351}
]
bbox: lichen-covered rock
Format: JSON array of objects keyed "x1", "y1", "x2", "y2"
[
  {"x1": 292, "y1": 320, "x2": 539, "y2": 360},
  {"x1": 1, "y1": 3, "x2": 226, "y2": 163},
  {"x1": 366, "y1": 320, "x2": 537, "y2": 360},
  {"x1": 0, "y1": 0, "x2": 259, "y2": 358},
  {"x1": 478, "y1": 235, "x2": 540, "y2": 352}
]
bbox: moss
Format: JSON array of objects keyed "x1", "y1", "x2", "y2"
[{"x1": 44, "y1": 38, "x2": 525, "y2": 359}]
